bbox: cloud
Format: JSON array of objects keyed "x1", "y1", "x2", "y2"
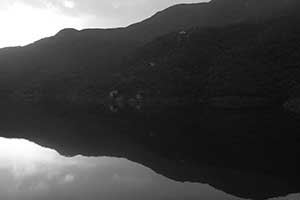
[
  {"x1": 0, "y1": 0, "x2": 208, "y2": 47},
  {"x1": 63, "y1": 0, "x2": 75, "y2": 8},
  {"x1": 0, "y1": 1, "x2": 86, "y2": 47},
  {"x1": 1, "y1": 0, "x2": 208, "y2": 28},
  {"x1": 71, "y1": 0, "x2": 208, "y2": 27}
]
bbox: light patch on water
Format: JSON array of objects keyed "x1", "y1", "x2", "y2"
[
  {"x1": 268, "y1": 194, "x2": 300, "y2": 200},
  {"x1": 0, "y1": 137, "x2": 244, "y2": 200}
]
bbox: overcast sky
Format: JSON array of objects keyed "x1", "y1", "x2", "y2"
[{"x1": 0, "y1": 0, "x2": 208, "y2": 47}]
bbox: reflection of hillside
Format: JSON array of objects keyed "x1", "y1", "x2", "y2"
[
  {"x1": 1, "y1": 103, "x2": 299, "y2": 199},
  {"x1": 1, "y1": 137, "x2": 246, "y2": 200}
]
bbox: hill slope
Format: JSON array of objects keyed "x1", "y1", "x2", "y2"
[
  {"x1": 0, "y1": 0, "x2": 299, "y2": 105},
  {"x1": 113, "y1": 13, "x2": 300, "y2": 108}
]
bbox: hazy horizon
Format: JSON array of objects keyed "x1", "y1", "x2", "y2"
[{"x1": 0, "y1": 0, "x2": 208, "y2": 48}]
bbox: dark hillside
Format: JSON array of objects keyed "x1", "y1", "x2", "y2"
[
  {"x1": 1, "y1": 0, "x2": 300, "y2": 105},
  {"x1": 114, "y1": 13, "x2": 300, "y2": 108}
]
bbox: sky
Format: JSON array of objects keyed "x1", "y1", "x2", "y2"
[{"x1": 0, "y1": 0, "x2": 207, "y2": 48}]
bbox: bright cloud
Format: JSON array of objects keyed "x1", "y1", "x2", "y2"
[
  {"x1": 63, "y1": 0, "x2": 75, "y2": 8},
  {"x1": 0, "y1": 1, "x2": 85, "y2": 47}
]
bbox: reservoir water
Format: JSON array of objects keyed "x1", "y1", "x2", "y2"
[
  {"x1": 0, "y1": 103, "x2": 299, "y2": 199},
  {"x1": 0, "y1": 137, "x2": 245, "y2": 200}
]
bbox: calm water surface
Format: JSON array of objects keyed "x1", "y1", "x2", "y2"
[
  {"x1": 0, "y1": 137, "x2": 299, "y2": 200},
  {"x1": 0, "y1": 137, "x2": 248, "y2": 200},
  {"x1": 0, "y1": 104, "x2": 300, "y2": 200}
]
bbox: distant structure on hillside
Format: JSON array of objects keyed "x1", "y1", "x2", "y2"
[{"x1": 177, "y1": 30, "x2": 189, "y2": 45}]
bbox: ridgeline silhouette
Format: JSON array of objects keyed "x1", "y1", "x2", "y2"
[
  {"x1": 0, "y1": 0, "x2": 299, "y2": 109},
  {"x1": 1, "y1": 0, "x2": 300, "y2": 199}
]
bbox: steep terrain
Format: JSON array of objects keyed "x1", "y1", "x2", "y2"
[
  {"x1": 1, "y1": 1, "x2": 300, "y2": 197},
  {"x1": 1, "y1": 0, "x2": 299, "y2": 105},
  {"x1": 100, "y1": 11, "x2": 298, "y2": 111}
]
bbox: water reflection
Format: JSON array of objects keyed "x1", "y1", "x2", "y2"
[
  {"x1": 0, "y1": 137, "x2": 246, "y2": 200},
  {"x1": 269, "y1": 194, "x2": 300, "y2": 200}
]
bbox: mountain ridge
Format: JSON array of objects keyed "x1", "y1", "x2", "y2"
[{"x1": 1, "y1": 0, "x2": 300, "y2": 106}]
